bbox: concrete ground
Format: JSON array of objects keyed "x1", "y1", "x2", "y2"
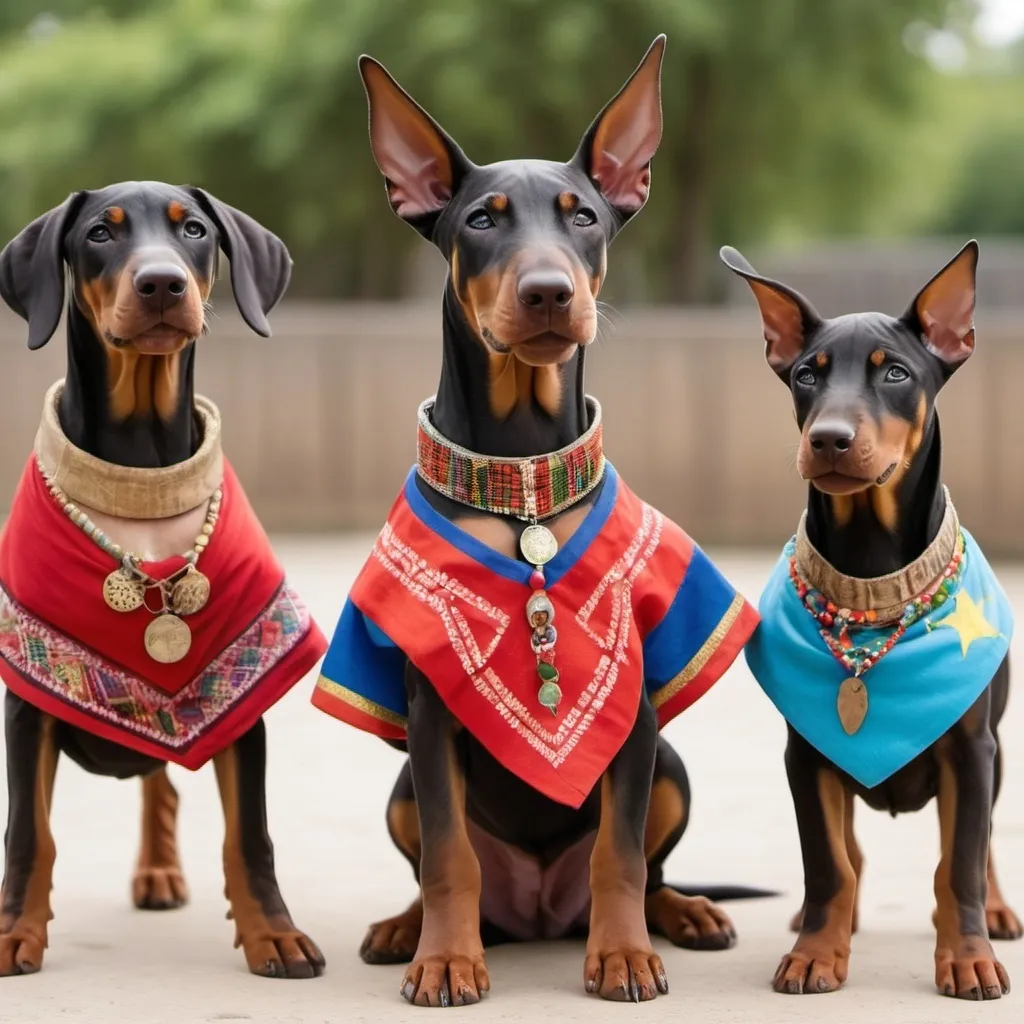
[{"x1": 2, "y1": 537, "x2": 1023, "y2": 1024}]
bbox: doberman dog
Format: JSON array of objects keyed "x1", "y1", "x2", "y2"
[
  {"x1": 722, "y1": 240, "x2": 1021, "y2": 999},
  {"x1": 350, "y1": 37, "x2": 769, "y2": 1006},
  {"x1": 0, "y1": 183, "x2": 323, "y2": 979}
]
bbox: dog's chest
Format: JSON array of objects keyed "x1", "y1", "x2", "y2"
[
  {"x1": 847, "y1": 749, "x2": 938, "y2": 815},
  {"x1": 80, "y1": 501, "x2": 208, "y2": 560}
]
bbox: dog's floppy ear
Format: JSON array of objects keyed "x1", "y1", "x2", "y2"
[
  {"x1": 572, "y1": 34, "x2": 666, "y2": 223},
  {"x1": 902, "y1": 240, "x2": 978, "y2": 372},
  {"x1": 187, "y1": 188, "x2": 291, "y2": 338},
  {"x1": 359, "y1": 54, "x2": 474, "y2": 239},
  {"x1": 0, "y1": 191, "x2": 87, "y2": 350},
  {"x1": 720, "y1": 245, "x2": 822, "y2": 378}
]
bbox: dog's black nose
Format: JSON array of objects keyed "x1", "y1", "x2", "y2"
[
  {"x1": 518, "y1": 270, "x2": 574, "y2": 312},
  {"x1": 809, "y1": 420, "x2": 856, "y2": 457},
  {"x1": 133, "y1": 264, "x2": 188, "y2": 306}
]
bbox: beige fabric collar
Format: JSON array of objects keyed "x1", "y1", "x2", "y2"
[
  {"x1": 34, "y1": 379, "x2": 224, "y2": 520},
  {"x1": 794, "y1": 487, "x2": 959, "y2": 623}
]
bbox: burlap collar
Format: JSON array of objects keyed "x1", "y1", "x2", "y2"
[
  {"x1": 34, "y1": 379, "x2": 224, "y2": 520},
  {"x1": 794, "y1": 487, "x2": 959, "y2": 623}
]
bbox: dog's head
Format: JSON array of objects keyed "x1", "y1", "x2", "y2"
[
  {"x1": 721, "y1": 241, "x2": 978, "y2": 499},
  {"x1": 0, "y1": 181, "x2": 290, "y2": 357},
  {"x1": 358, "y1": 37, "x2": 665, "y2": 370}
]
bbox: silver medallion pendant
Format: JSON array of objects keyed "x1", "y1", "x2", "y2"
[{"x1": 520, "y1": 524, "x2": 558, "y2": 567}]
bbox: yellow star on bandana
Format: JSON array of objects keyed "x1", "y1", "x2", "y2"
[{"x1": 934, "y1": 590, "x2": 1000, "y2": 656}]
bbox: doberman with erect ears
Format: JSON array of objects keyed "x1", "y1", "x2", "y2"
[
  {"x1": 312, "y1": 38, "x2": 766, "y2": 1006},
  {"x1": 0, "y1": 183, "x2": 327, "y2": 978},
  {"x1": 723, "y1": 240, "x2": 1020, "y2": 1000}
]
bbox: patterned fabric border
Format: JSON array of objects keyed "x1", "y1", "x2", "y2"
[
  {"x1": 650, "y1": 593, "x2": 747, "y2": 709},
  {"x1": 0, "y1": 581, "x2": 310, "y2": 753},
  {"x1": 416, "y1": 396, "x2": 606, "y2": 520}
]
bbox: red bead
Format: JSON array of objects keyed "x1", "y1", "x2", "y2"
[
  {"x1": 826, "y1": 602, "x2": 837, "y2": 615},
  {"x1": 822, "y1": 613, "x2": 834, "y2": 627},
  {"x1": 530, "y1": 570, "x2": 546, "y2": 590}
]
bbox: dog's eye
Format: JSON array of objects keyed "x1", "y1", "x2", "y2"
[
  {"x1": 573, "y1": 208, "x2": 597, "y2": 228},
  {"x1": 183, "y1": 220, "x2": 207, "y2": 239},
  {"x1": 467, "y1": 210, "x2": 495, "y2": 230},
  {"x1": 87, "y1": 224, "x2": 112, "y2": 243},
  {"x1": 795, "y1": 368, "x2": 816, "y2": 387},
  {"x1": 885, "y1": 365, "x2": 910, "y2": 383}
]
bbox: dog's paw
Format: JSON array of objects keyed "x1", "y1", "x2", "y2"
[
  {"x1": 0, "y1": 922, "x2": 47, "y2": 977},
  {"x1": 239, "y1": 924, "x2": 326, "y2": 980},
  {"x1": 132, "y1": 866, "x2": 189, "y2": 911},
  {"x1": 936, "y1": 944, "x2": 1010, "y2": 1000},
  {"x1": 773, "y1": 950, "x2": 846, "y2": 994},
  {"x1": 583, "y1": 948, "x2": 669, "y2": 1002},
  {"x1": 645, "y1": 888, "x2": 736, "y2": 951},
  {"x1": 987, "y1": 902, "x2": 1024, "y2": 942},
  {"x1": 360, "y1": 899, "x2": 422, "y2": 965},
  {"x1": 400, "y1": 953, "x2": 490, "y2": 1007}
]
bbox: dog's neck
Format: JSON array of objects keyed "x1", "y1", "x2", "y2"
[
  {"x1": 805, "y1": 414, "x2": 947, "y2": 579},
  {"x1": 59, "y1": 302, "x2": 200, "y2": 468},
  {"x1": 430, "y1": 281, "x2": 590, "y2": 459}
]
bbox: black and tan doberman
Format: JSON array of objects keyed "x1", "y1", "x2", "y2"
[
  {"x1": 351, "y1": 38, "x2": 771, "y2": 1007},
  {"x1": 723, "y1": 240, "x2": 1021, "y2": 999},
  {"x1": 0, "y1": 183, "x2": 323, "y2": 979}
]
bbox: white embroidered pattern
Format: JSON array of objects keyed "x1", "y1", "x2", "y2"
[{"x1": 370, "y1": 504, "x2": 663, "y2": 769}]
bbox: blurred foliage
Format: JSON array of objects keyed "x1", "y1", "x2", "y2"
[{"x1": 0, "y1": 0, "x2": 991, "y2": 301}]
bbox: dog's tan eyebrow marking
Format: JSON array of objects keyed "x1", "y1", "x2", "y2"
[
  {"x1": 558, "y1": 191, "x2": 579, "y2": 213},
  {"x1": 870, "y1": 349, "x2": 886, "y2": 367},
  {"x1": 815, "y1": 351, "x2": 829, "y2": 369},
  {"x1": 487, "y1": 193, "x2": 509, "y2": 212},
  {"x1": 167, "y1": 201, "x2": 186, "y2": 224},
  {"x1": 105, "y1": 207, "x2": 125, "y2": 225}
]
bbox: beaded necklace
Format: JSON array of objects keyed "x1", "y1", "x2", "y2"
[
  {"x1": 788, "y1": 530, "x2": 966, "y2": 734},
  {"x1": 416, "y1": 398, "x2": 607, "y2": 717},
  {"x1": 37, "y1": 456, "x2": 221, "y2": 665}
]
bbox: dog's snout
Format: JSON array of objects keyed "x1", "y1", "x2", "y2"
[
  {"x1": 517, "y1": 269, "x2": 574, "y2": 312},
  {"x1": 809, "y1": 420, "x2": 856, "y2": 457},
  {"x1": 133, "y1": 263, "x2": 188, "y2": 306}
]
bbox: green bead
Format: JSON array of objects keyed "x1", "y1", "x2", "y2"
[
  {"x1": 933, "y1": 592, "x2": 946, "y2": 606},
  {"x1": 537, "y1": 661, "x2": 558, "y2": 682},
  {"x1": 537, "y1": 680, "x2": 562, "y2": 712}
]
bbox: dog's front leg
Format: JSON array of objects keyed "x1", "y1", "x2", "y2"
[
  {"x1": 0, "y1": 692, "x2": 58, "y2": 976},
  {"x1": 400, "y1": 664, "x2": 488, "y2": 1007},
  {"x1": 933, "y1": 692, "x2": 1010, "y2": 1000},
  {"x1": 774, "y1": 726, "x2": 855, "y2": 994},
  {"x1": 585, "y1": 689, "x2": 668, "y2": 1002},
  {"x1": 213, "y1": 717, "x2": 325, "y2": 978}
]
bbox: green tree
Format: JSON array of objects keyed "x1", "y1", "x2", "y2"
[{"x1": 0, "y1": 0, "x2": 977, "y2": 301}]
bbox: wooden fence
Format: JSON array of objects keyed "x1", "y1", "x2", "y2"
[{"x1": 2, "y1": 301, "x2": 1021, "y2": 553}]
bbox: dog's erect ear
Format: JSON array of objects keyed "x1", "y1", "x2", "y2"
[
  {"x1": 0, "y1": 192, "x2": 87, "y2": 350},
  {"x1": 720, "y1": 245, "x2": 822, "y2": 377},
  {"x1": 187, "y1": 188, "x2": 292, "y2": 338},
  {"x1": 902, "y1": 240, "x2": 978, "y2": 370},
  {"x1": 359, "y1": 55, "x2": 473, "y2": 238},
  {"x1": 572, "y1": 35, "x2": 666, "y2": 222}
]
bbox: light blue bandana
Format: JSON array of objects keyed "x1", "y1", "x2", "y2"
[{"x1": 745, "y1": 528, "x2": 1013, "y2": 788}]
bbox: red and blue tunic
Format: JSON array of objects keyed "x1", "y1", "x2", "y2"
[{"x1": 313, "y1": 465, "x2": 759, "y2": 808}]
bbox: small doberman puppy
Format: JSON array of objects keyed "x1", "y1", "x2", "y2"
[
  {"x1": 0, "y1": 183, "x2": 323, "y2": 978},
  {"x1": 350, "y1": 38, "x2": 759, "y2": 1006},
  {"x1": 722, "y1": 240, "x2": 1021, "y2": 999}
]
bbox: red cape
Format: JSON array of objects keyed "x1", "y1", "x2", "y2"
[{"x1": 0, "y1": 457, "x2": 326, "y2": 769}]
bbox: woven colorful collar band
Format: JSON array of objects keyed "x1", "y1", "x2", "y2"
[{"x1": 416, "y1": 396, "x2": 605, "y2": 521}]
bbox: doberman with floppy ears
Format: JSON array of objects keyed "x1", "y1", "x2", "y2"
[
  {"x1": 723, "y1": 240, "x2": 1021, "y2": 999},
  {"x1": 0, "y1": 183, "x2": 324, "y2": 978},
  {"x1": 332, "y1": 36, "x2": 766, "y2": 1006}
]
